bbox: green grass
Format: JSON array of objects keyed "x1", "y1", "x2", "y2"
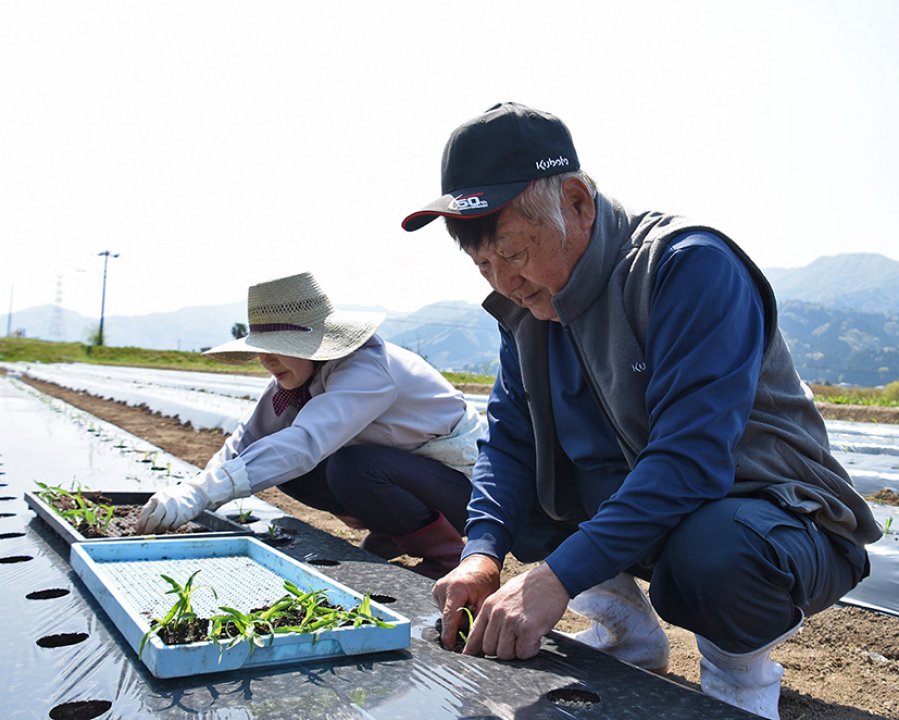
[
  {"x1": 0, "y1": 337, "x2": 265, "y2": 375},
  {"x1": 808, "y1": 382, "x2": 899, "y2": 408},
  {"x1": 442, "y1": 370, "x2": 494, "y2": 387},
  {"x1": 0, "y1": 337, "x2": 495, "y2": 387}
]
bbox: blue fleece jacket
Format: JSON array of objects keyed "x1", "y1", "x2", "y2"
[{"x1": 462, "y1": 231, "x2": 766, "y2": 596}]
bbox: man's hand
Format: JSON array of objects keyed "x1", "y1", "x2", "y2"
[
  {"x1": 433, "y1": 554, "x2": 501, "y2": 650},
  {"x1": 463, "y1": 563, "x2": 570, "y2": 660},
  {"x1": 135, "y1": 482, "x2": 208, "y2": 533}
]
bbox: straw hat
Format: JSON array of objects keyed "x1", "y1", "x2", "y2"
[{"x1": 203, "y1": 272, "x2": 385, "y2": 363}]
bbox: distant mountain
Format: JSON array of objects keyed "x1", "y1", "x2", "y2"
[
  {"x1": 2, "y1": 302, "x2": 248, "y2": 352},
  {"x1": 379, "y1": 301, "x2": 500, "y2": 374},
  {"x1": 5, "y1": 253, "x2": 898, "y2": 384},
  {"x1": 763, "y1": 253, "x2": 899, "y2": 385},
  {"x1": 1, "y1": 299, "x2": 501, "y2": 373},
  {"x1": 777, "y1": 300, "x2": 899, "y2": 386},
  {"x1": 764, "y1": 253, "x2": 899, "y2": 315}
]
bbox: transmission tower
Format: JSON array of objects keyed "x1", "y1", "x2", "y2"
[{"x1": 49, "y1": 275, "x2": 64, "y2": 341}]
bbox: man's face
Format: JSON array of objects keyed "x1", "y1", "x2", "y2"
[{"x1": 464, "y1": 205, "x2": 578, "y2": 322}]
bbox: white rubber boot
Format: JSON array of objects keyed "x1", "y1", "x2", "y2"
[
  {"x1": 567, "y1": 573, "x2": 670, "y2": 674},
  {"x1": 696, "y1": 619, "x2": 802, "y2": 720}
]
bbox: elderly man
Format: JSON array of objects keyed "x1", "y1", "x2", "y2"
[{"x1": 401, "y1": 102, "x2": 879, "y2": 719}]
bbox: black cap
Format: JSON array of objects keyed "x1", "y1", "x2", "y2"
[{"x1": 401, "y1": 102, "x2": 580, "y2": 231}]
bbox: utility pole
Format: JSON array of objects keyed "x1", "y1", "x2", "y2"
[
  {"x1": 5, "y1": 284, "x2": 12, "y2": 337},
  {"x1": 97, "y1": 250, "x2": 119, "y2": 346},
  {"x1": 49, "y1": 276, "x2": 64, "y2": 341}
]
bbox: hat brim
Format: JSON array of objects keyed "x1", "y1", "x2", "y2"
[
  {"x1": 203, "y1": 309, "x2": 386, "y2": 364},
  {"x1": 401, "y1": 180, "x2": 530, "y2": 231}
]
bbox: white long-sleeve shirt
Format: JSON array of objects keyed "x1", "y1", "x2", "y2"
[{"x1": 206, "y1": 335, "x2": 482, "y2": 492}]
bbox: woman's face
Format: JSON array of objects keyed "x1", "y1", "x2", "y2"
[{"x1": 258, "y1": 353, "x2": 316, "y2": 389}]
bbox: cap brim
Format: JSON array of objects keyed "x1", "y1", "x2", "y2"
[{"x1": 401, "y1": 180, "x2": 530, "y2": 231}]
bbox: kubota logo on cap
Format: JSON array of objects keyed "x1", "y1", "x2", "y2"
[
  {"x1": 535, "y1": 156, "x2": 570, "y2": 171},
  {"x1": 449, "y1": 193, "x2": 489, "y2": 212}
]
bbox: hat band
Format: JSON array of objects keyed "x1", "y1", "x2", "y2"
[{"x1": 250, "y1": 323, "x2": 313, "y2": 333}]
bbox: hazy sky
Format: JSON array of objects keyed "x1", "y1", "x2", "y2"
[{"x1": 3, "y1": 1, "x2": 898, "y2": 320}]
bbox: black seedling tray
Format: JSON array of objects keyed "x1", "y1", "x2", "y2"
[{"x1": 25, "y1": 490, "x2": 252, "y2": 546}]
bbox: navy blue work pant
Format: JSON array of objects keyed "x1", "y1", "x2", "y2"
[
  {"x1": 513, "y1": 496, "x2": 869, "y2": 653},
  {"x1": 277, "y1": 444, "x2": 472, "y2": 537}
]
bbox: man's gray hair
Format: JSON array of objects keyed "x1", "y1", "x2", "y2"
[
  {"x1": 444, "y1": 170, "x2": 596, "y2": 251},
  {"x1": 510, "y1": 171, "x2": 597, "y2": 239}
]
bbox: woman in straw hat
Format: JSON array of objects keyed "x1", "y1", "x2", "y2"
[{"x1": 136, "y1": 272, "x2": 485, "y2": 579}]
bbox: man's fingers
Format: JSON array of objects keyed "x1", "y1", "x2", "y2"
[
  {"x1": 515, "y1": 633, "x2": 542, "y2": 660},
  {"x1": 439, "y1": 586, "x2": 466, "y2": 649},
  {"x1": 461, "y1": 608, "x2": 487, "y2": 656}
]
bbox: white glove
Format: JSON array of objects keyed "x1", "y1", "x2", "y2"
[{"x1": 137, "y1": 457, "x2": 252, "y2": 533}]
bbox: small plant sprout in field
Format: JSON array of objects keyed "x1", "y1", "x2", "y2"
[
  {"x1": 884, "y1": 516, "x2": 894, "y2": 535},
  {"x1": 457, "y1": 605, "x2": 475, "y2": 647},
  {"x1": 234, "y1": 502, "x2": 254, "y2": 524}
]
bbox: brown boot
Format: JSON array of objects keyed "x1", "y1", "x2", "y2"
[
  {"x1": 390, "y1": 511, "x2": 465, "y2": 580},
  {"x1": 360, "y1": 532, "x2": 402, "y2": 560}
]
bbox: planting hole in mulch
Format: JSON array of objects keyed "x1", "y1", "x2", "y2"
[
  {"x1": 227, "y1": 512, "x2": 260, "y2": 525},
  {"x1": 0, "y1": 495, "x2": 15, "y2": 500},
  {"x1": 0, "y1": 555, "x2": 33, "y2": 563},
  {"x1": 255, "y1": 531, "x2": 292, "y2": 547},
  {"x1": 49, "y1": 699, "x2": 113, "y2": 720},
  {"x1": 27, "y1": 588, "x2": 71, "y2": 600},
  {"x1": 0, "y1": 531, "x2": 25, "y2": 539},
  {"x1": 545, "y1": 685, "x2": 601, "y2": 709},
  {"x1": 370, "y1": 594, "x2": 396, "y2": 604},
  {"x1": 306, "y1": 557, "x2": 340, "y2": 567},
  {"x1": 0, "y1": 513, "x2": 16, "y2": 518},
  {"x1": 37, "y1": 632, "x2": 89, "y2": 648},
  {"x1": 434, "y1": 613, "x2": 473, "y2": 654}
]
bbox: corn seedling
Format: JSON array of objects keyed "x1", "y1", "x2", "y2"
[
  {"x1": 457, "y1": 605, "x2": 475, "y2": 647},
  {"x1": 61, "y1": 494, "x2": 114, "y2": 534},
  {"x1": 141, "y1": 573, "x2": 394, "y2": 657},
  {"x1": 139, "y1": 570, "x2": 216, "y2": 657},
  {"x1": 206, "y1": 580, "x2": 393, "y2": 652},
  {"x1": 885, "y1": 516, "x2": 894, "y2": 535},
  {"x1": 233, "y1": 502, "x2": 254, "y2": 523},
  {"x1": 34, "y1": 481, "x2": 114, "y2": 535},
  {"x1": 34, "y1": 481, "x2": 71, "y2": 505},
  {"x1": 209, "y1": 605, "x2": 281, "y2": 653}
]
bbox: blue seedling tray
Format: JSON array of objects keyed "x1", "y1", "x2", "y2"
[{"x1": 70, "y1": 536, "x2": 411, "y2": 678}]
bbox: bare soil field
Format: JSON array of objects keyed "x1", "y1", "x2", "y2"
[{"x1": 16, "y1": 375, "x2": 899, "y2": 720}]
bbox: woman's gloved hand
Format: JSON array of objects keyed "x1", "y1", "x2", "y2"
[{"x1": 136, "y1": 457, "x2": 251, "y2": 533}]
